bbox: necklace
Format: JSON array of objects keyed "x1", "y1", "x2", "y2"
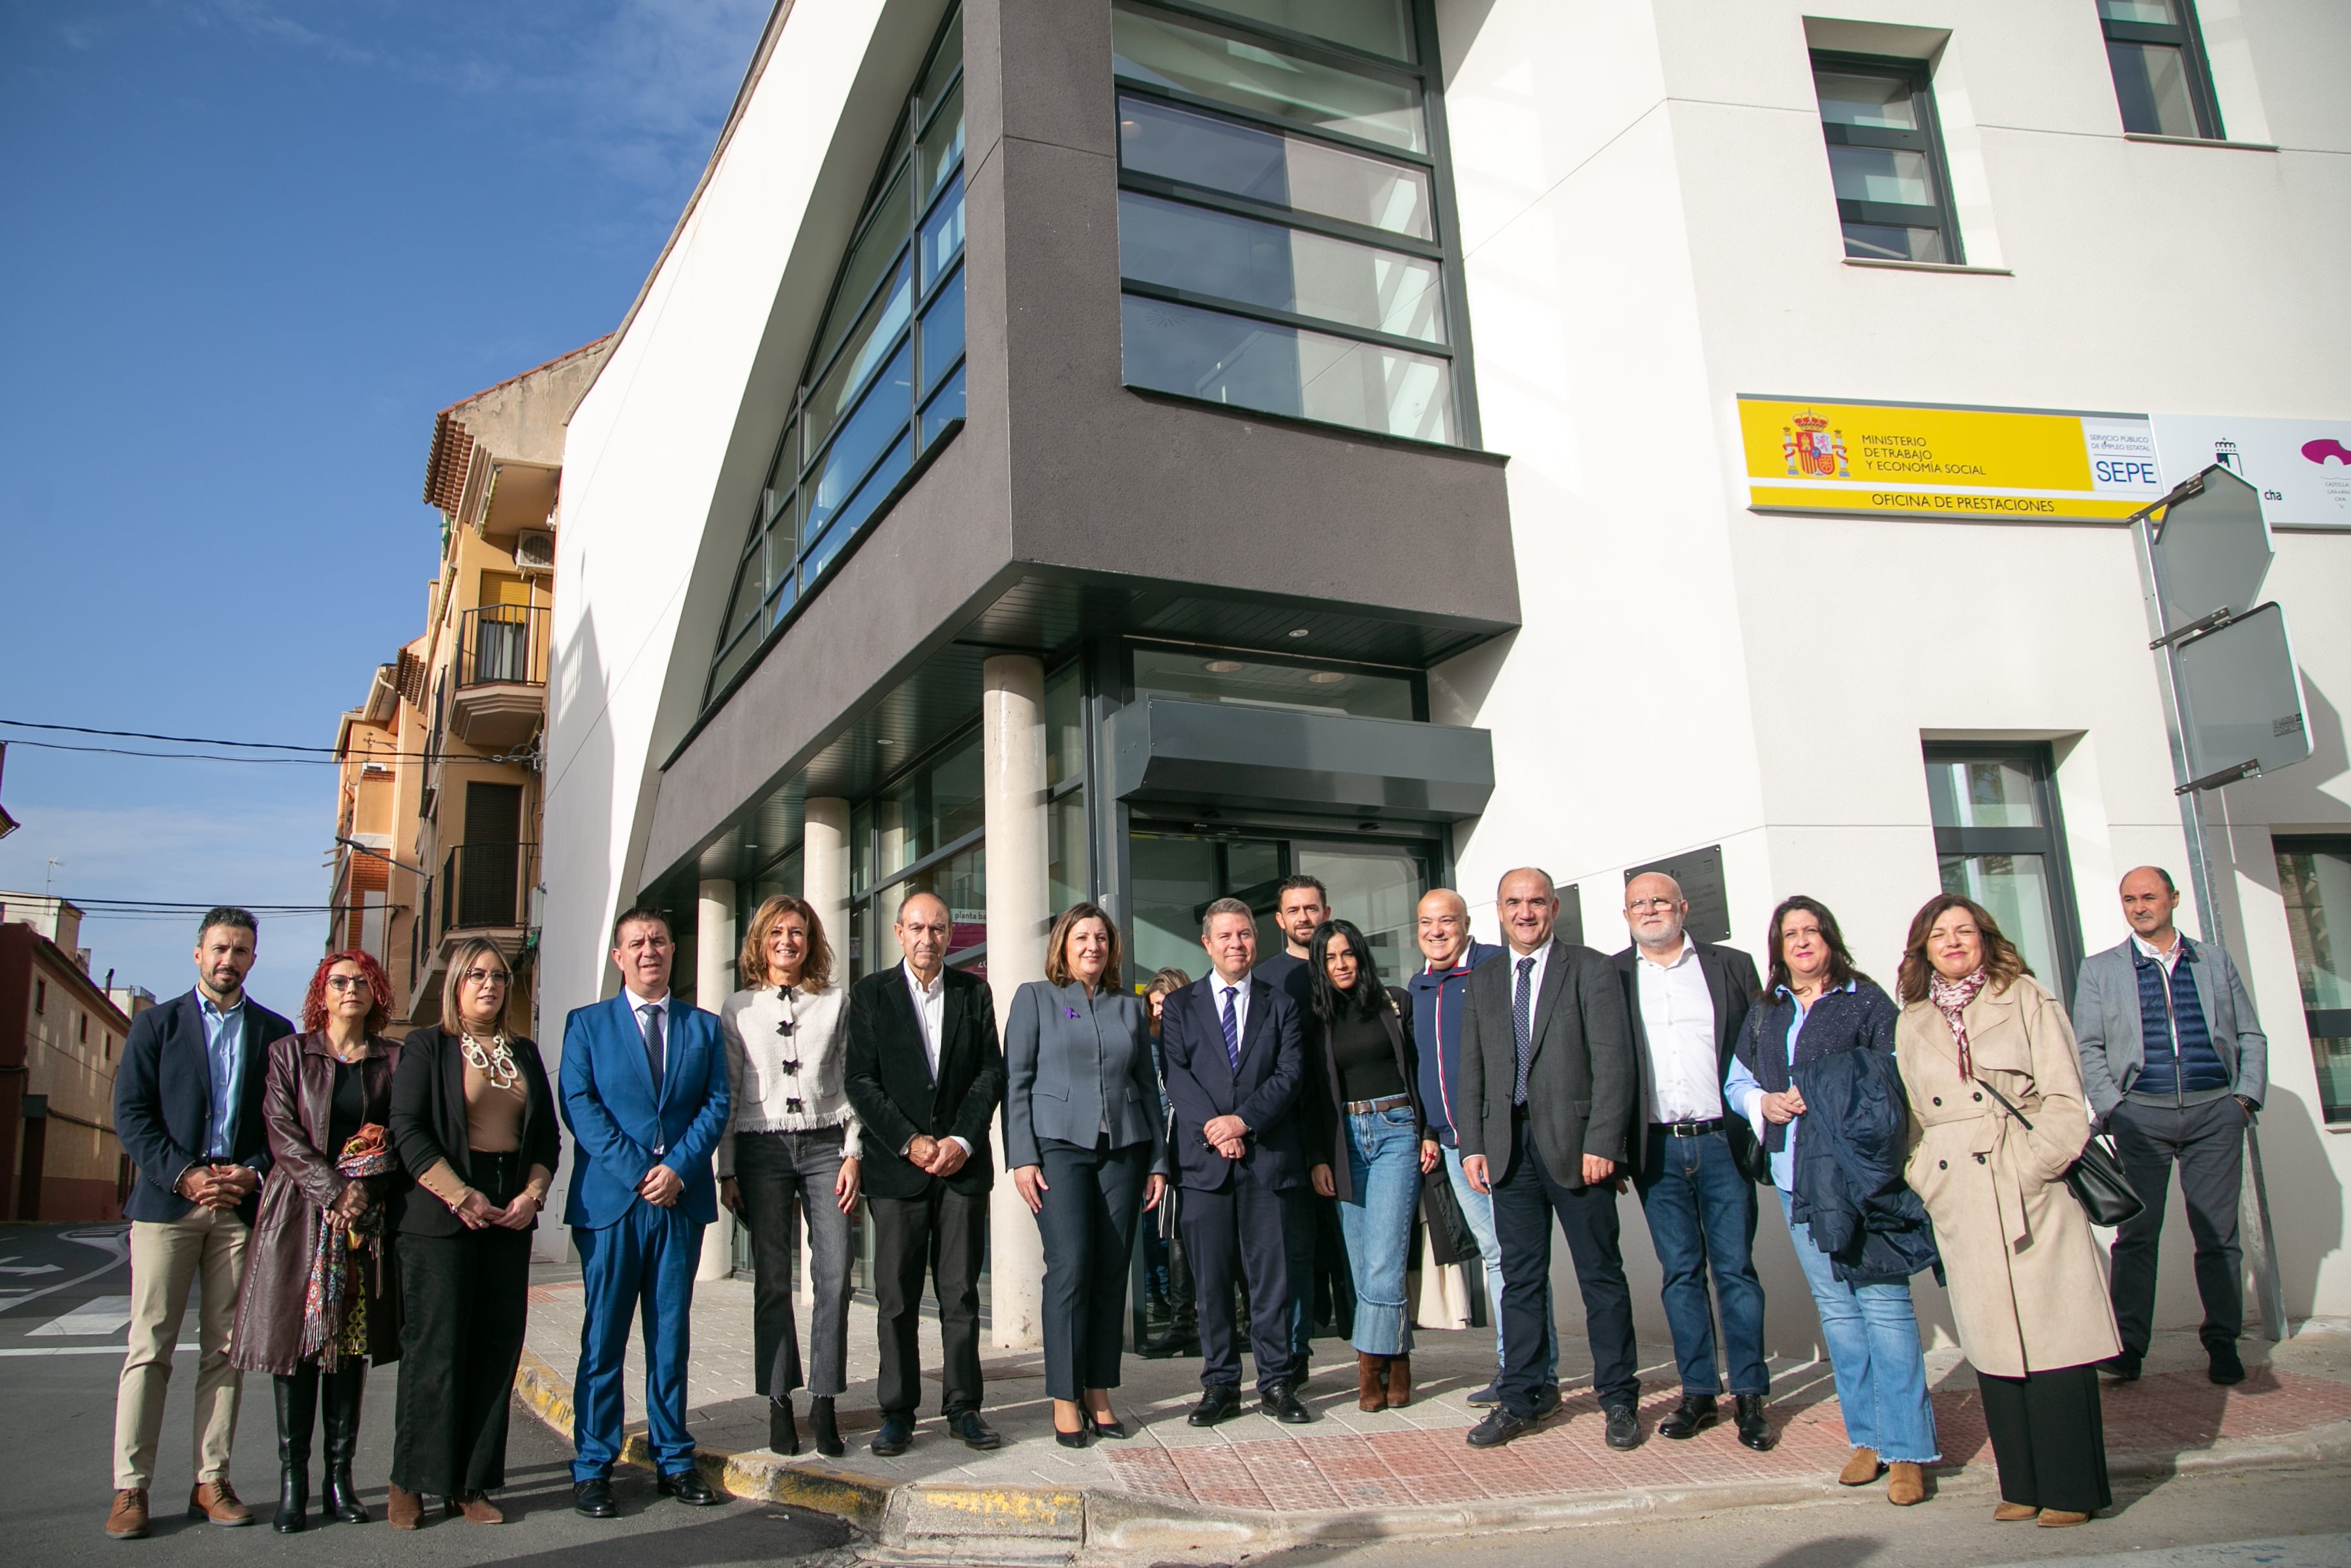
[{"x1": 461, "y1": 1031, "x2": 523, "y2": 1093}]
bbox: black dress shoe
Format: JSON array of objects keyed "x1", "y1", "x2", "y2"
[
  {"x1": 1466, "y1": 1378, "x2": 1504, "y2": 1407},
  {"x1": 949, "y1": 1411, "x2": 1004, "y2": 1450},
  {"x1": 1735, "y1": 1395, "x2": 1774, "y2": 1451},
  {"x1": 1084, "y1": 1408, "x2": 1130, "y2": 1440},
  {"x1": 1532, "y1": 1382, "x2": 1562, "y2": 1419},
  {"x1": 1054, "y1": 1423, "x2": 1091, "y2": 1449},
  {"x1": 770, "y1": 1397, "x2": 801, "y2": 1456},
  {"x1": 1187, "y1": 1386, "x2": 1242, "y2": 1427},
  {"x1": 1658, "y1": 1394, "x2": 1719, "y2": 1440},
  {"x1": 1139, "y1": 1331, "x2": 1200, "y2": 1360},
  {"x1": 573, "y1": 1479, "x2": 616, "y2": 1519},
  {"x1": 870, "y1": 1413, "x2": 913, "y2": 1457},
  {"x1": 2100, "y1": 1352, "x2": 2142, "y2": 1382},
  {"x1": 658, "y1": 1468, "x2": 723, "y2": 1507},
  {"x1": 1260, "y1": 1383, "x2": 1312, "y2": 1425},
  {"x1": 1465, "y1": 1408, "x2": 1536, "y2": 1448},
  {"x1": 2209, "y1": 1340, "x2": 2247, "y2": 1385},
  {"x1": 1603, "y1": 1404, "x2": 1644, "y2": 1451}
]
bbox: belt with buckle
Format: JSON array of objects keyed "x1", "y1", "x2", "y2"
[
  {"x1": 1345, "y1": 1093, "x2": 1413, "y2": 1116},
  {"x1": 1655, "y1": 1118, "x2": 1724, "y2": 1138}
]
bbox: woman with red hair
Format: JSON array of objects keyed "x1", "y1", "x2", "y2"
[{"x1": 230, "y1": 950, "x2": 406, "y2": 1531}]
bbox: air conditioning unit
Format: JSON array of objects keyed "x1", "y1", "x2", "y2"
[{"x1": 513, "y1": 529, "x2": 555, "y2": 575}]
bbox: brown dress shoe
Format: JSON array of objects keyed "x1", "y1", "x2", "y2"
[
  {"x1": 1838, "y1": 1446, "x2": 1883, "y2": 1486},
  {"x1": 1386, "y1": 1353, "x2": 1413, "y2": 1409},
  {"x1": 1358, "y1": 1352, "x2": 1389, "y2": 1411},
  {"x1": 459, "y1": 1493, "x2": 504, "y2": 1524},
  {"x1": 386, "y1": 1485, "x2": 423, "y2": 1530},
  {"x1": 2037, "y1": 1509, "x2": 2091, "y2": 1528},
  {"x1": 1993, "y1": 1500, "x2": 2040, "y2": 1522},
  {"x1": 106, "y1": 1488, "x2": 150, "y2": 1540},
  {"x1": 1885, "y1": 1462, "x2": 1926, "y2": 1506},
  {"x1": 188, "y1": 1480, "x2": 252, "y2": 1527}
]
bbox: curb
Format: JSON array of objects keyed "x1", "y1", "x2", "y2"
[{"x1": 509, "y1": 1359, "x2": 2351, "y2": 1560}]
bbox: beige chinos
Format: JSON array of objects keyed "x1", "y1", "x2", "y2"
[{"x1": 113, "y1": 1205, "x2": 249, "y2": 1490}]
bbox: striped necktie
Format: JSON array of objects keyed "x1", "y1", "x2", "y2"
[
  {"x1": 1220, "y1": 985, "x2": 1242, "y2": 1073},
  {"x1": 1511, "y1": 957, "x2": 1535, "y2": 1105}
]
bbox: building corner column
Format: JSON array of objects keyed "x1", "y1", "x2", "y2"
[
  {"x1": 982, "y1": 654, "x2": 1048, "y2": 1349},
  {"x1": 696, "y1": 879, "x2": 736, "y2": 1284},
  {"x1": 802, "y1": 797, "x2": 851, "y2": 1306}
]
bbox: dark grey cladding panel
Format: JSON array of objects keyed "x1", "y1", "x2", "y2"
[{"x1": 1107, "y1": 697, "x2": 1493, "y2": 822}]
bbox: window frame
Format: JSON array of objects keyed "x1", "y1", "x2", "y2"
[
  {"x1": 1810, "y1": 50, "x2": 1966, "y2": 266},
  {"x1": 2100, "y1": 0, "x2": 2224, "y2": 140},
  {"x1": 1923, "y1": 741, "x2": 2084, "y2": 1000},
  {"x1": 1123, "y1": 635, "x2": 1429, "y2": 721},
  {"x1": 2273, "y1": 833, "x2": 2351, "y2": 1125}
]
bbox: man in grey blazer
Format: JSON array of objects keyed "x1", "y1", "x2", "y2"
[
  {"x1": 1457, "y1": 867, "x2": 1641, "y2": 1449},
  {"x1": 2073, "y1": 866, "x2": 2268, "y2": 1386}
]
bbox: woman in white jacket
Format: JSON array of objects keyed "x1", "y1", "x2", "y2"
[{"x1": 719, "y1": 894, "x2": 861, "y2": 1457}]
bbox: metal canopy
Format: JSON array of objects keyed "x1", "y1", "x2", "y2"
[
  {"x1": 2147, "y1": 464, "x2": 2273, "y2": 640},
  {"x1": 2172, "y1": 602, "x2": 2313, "y2": 791},
  {"x1": 1106, "y1": 697, "x2": 1495, "y2": 822}
]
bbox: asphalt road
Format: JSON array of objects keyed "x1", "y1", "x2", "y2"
[{"x1": 0, "y1": 1223, "x2": 853, "y2": 1567}]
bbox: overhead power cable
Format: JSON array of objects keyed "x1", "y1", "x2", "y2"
[{"x1": 0, "y1": 718, "x2": 539, "y2": 768}]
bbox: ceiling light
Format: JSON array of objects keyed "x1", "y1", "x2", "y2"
[
  {"x1": 1204, "y1": 659, "x2": 1244, "y2": 674},
  {"x1": 1286, "y1": 627, "x2": 1311, "y2": 639},
  {"x1": 1305, "y1": 671, "x2": 1345, "y2": 685}
]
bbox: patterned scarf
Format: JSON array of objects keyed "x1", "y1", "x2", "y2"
[
  {"x1": 1926, "y1": 968, "x2": 1992, "y2": 1079},
  {"x1": 301, "y1": 1123, "x2": 397, "y2": 1369}
]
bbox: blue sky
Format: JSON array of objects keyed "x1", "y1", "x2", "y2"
[{"x1": 0, "y1": 0, "x2": 770, "y2": 1015}]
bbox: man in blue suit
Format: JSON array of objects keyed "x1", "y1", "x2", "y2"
[
  {"x1": 559, "y1": 906, "x2": 731, "y2": 1517},
  {"x1": 1160, "y1": 896, "x2": 1312, "y2": 1427}
]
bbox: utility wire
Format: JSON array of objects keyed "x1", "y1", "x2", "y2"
[
  {"x1": 1, "y1": 718, "x2": 342, "y2": 753},
  {"x1": 0, "y1": 718, "x2": 538, "y2": 768},
  {"x1": 2, "y1": 738, "x2": 342, "y2": 764}
]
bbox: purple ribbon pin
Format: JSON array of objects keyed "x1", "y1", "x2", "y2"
[{"x1": 1064, "y1": 1006, "x2": 1081, "y2": 1019}]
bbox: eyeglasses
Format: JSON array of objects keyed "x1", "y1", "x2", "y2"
[
  {"x1": 1626, "y1": 898, "x2": 1682, "y2": 913},
  {"x1": 459, "y1": 969, "x2": 510, "y2": 988},
  {"x1": 324, "y1": 975, "x2": 374, "y2": 993}
]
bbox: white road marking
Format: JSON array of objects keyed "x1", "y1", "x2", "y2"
[
  {"x1": 0, "y1": 1343, "x2": 197, "y2": 1358},
  {"x1": 27, "y1": 1295, "x2": 134, "y2": 1336}
]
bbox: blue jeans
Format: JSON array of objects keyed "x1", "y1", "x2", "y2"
[
  {"x1": 1337, "y1": 1107, "x2": 1420, "y2": 1355},
  {"x1": 1778, "y1": 1190, "x2": 1940, "y2": 1463},
  {"x1": 1444, "y1": 1142, "x2": 1555, "y2": 1375},
  {"x1": 1633, "y1": 1126, "x2": 1768, "y2": 1397}
]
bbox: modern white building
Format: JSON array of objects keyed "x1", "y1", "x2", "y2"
[{"x1": 541, "y1": 0, "x2": 2351, "y2": 1346}]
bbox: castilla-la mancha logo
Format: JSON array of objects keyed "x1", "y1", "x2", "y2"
[{"x1": 1783, "y1": 411, "x2": 1849, "y2": 478}]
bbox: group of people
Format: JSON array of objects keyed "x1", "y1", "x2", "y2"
[{"x1": 101, "y1": 854, "x2": 2266, "y2": 1536}]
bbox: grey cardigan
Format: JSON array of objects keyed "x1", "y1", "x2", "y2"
[
  {"x1": 1001, "y1": 979, "x2": 1170, "y2": 1173},
  {"x1": 2071, "y1": 935, "x2": 2268, "y2": 1119}
]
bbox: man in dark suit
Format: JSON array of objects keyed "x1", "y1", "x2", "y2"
[
  {"x1": 107, "y1": 907, "x2": 294, "y2": 1539},
  {"x1": 844, "y1": 890, "x2": 1005, "y2": 1457},
  {"x1": 1159, "y1": 896, "x2": 1313, "y2": 1426},
  {"x1": 1459, "y1": 867, "x2": 1641, "y2": 1450},
  {"x1": 1615, "y1": 872, "x2": 1772, "y2": 1451},
  {"x1": 559, "y1": 906, "x2": 731, "y2": 1517}
]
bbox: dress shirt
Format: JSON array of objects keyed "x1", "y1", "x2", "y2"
[
  {"x1": 1507, "y1": 941, "x2": 1551, "y2": 1027},
  {"x1": 900, "y1": 962, "x2": 971, "y2": 1159},
  {"x1": 2132, "y1": 931, "x2": 2186, "y2": 974},
  {"x1": 626, "y1": 988, "x2": 672, "y2": 1154},
  {"x1": 1635, "y1": 939, "x2": 1723, "y2": 1124},
  {"x1": 1216, "y1": 969, "x2": 1254, "y2": 1055},
  {"x1": 196, "y1": 992, "x2": 247, "y2": 1162}
]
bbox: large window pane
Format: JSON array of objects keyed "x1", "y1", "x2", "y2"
[
  {"x1": 1050, "y1": 787, "x2": 1089, "y2": 916},
  {"x1": 1926, "y1": 758, "x2": 2047, "y2": 829},
  {"x1": 1118, "y1": 93, "x2": 1431, "y2": 239},
  {"x1": 920, "y1": 364, "x2": 966, "y2": 444},
  {"x1": 1940, "y1": 852, "x2": 2062, "y2": 987},
  {"x1": 808, "y1": 344, "x2": 915, "y2": 542},
  {"x1": 2107, "y1": 40, "x2": 2200, "y2": 136},
  {"x1": 1201, "y1": 0, "x2": 1414, "y2": 61},
  {"x1": 1840, "y1": 222, "x2": 1948, "y2": 264},
  {"x1": 1114, "y1": 8, "x2": 1427, "y2": 153},
  {"x1": 2099, "y1": 0, "x2": 2182, "y2": 22},
  {"x1": 1815, "y1": 70, "x2": 1922, "y2": 130},
  {"x1": 1132, "y1": 644, "x2": 1415, "y2": 719},
  {"x1": 813, "y1": 167, "x2": 911, "y2": 374},
  {"x1": 920, "y1": 266, "x2": 965, "y2": 394},
  {"x1": 1121, "y1": 294, "x2": 1452, "y2": 442},
  {"x1": 1120, "y1": 191, "x2": 1444, "y2": 342},
  {"x1": 1295, "y1": 841, "x2": 1426, "y2": 980},
  {"x1": 1826, "y1": 144, "x2": 1936, "y2": 206},
  {"x1": 1045, "y1": 662, "x2": 1084, "y2": 787},
  {"x1": 2277, "y1": 841, "x2": 2351, "y2": 1123},
  {"x1": 921, "y1": 80, "x2": 965, "y2": 196},
  {"x1": 919, "y1": 9, "x2": 964, "y2": 113},
  {"x1": 806, "y1": 262, "x2": 913, "y2": 459},
  {"x1": 803, "y1": 434, "x2": 910, "y2": 588},
  {"x1": 877, "y1": 732, "x2": 985, "y2": 878},
  {"x1": 920, "y1": 173, "x2": 966, "y2": 288}
]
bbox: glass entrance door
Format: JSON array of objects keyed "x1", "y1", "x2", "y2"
[{"x1": 1127, "y1": 825, "x2": 1435, "y2": 988}]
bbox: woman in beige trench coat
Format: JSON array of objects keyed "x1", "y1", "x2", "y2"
[{"x1": 1895, "y1": 893, "x2": 2119, "y2": 1528}]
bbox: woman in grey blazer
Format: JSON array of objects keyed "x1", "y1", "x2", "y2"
[{"x1": 1005, "y1": 903, "x2": 1169, "y2": 1445}]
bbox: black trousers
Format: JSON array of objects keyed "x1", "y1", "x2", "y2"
[
  {"x1": 1181, "y1": 1173, "x2": 1300, "y2": 1395},
  {"x1": 390, "y1": 1151, "x2": 532, "y2": 1495},
  {"x1": 1979, "y1": 1363, "x2": 2111, "y2": 1515},
  {"x1": 1037, "y1": 1137, "x2": 1150, "y2": 1400},
  {"x1": 1491, "y1": 1112, "x2": 1639, "y2": 1419},
  {"x1": 868, "y1": 1183, "x2": 986, "y2": 1419},
  {"x1": 2109, "y1": 1096, "x2": 2245, "y2": 1357}
]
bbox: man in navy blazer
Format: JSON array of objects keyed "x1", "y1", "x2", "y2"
[
  {"x1": 1160, "y1": 897, "x2": 1312, "y2": 1426},
  {"x1": 559, "y1": 906, "x2": 731, "y2": 1518},
  {"x1": 106, "y1": 908, "x2": 294, "y2": 1538}
]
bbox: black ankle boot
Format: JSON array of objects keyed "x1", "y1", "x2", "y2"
[
  {"x1": 273, "y1": 1367, "x2": 318, "y2": 1533},
  {"x1": 770, "y1": 1396, "x2": 801, "y2": 1455},
  {"x1": 320, "y1": 1361, "x2": 370, "y2": 1523},
  {"x1": 810, "y1": 1396, "x2": 843, "y2": 1458}
]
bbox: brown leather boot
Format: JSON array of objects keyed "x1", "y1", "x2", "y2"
[
  {"x1": 386, "y1": 1485, "x2": 423, "y2": 1530},
  {"x1": 457, "y1": 1493, "x2": 504, "y2": 1524},
  {"x1": 1386, "y1": 1353, "x2": 1412, "y2": 1409},
  {"x1": 1838, "y1": 1446, "x2": 1883, "y2": 1486},
  {"x1": 1357, "y1": 1352, "x2": 1388, "y2": 1411},
  {"x1": 1993, "y1": 1500, "x2": 2040, "y2": 1522},
  {"x1": 1886, "y1": 1462, "x2": 1926, "y2": 1505},
  {"x1": 106, "y1": 1488, "x2": 150, "y2": 1540},
  {"x1": 187, "y1": 1480, "x2": 252, "y2": 1527},
  {"x1": 2037, "y1": 1510, "x2": 2091, "y2": 1528}
]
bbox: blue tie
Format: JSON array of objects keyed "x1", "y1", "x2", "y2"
[
  {"x1": 1511, "y1": 957, "x2": 1535, "y2": 1106},
  {"x1": 1220, "y1": 985, "x2": 1242, "y2": 1073}
]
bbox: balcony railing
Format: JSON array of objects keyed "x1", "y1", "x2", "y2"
[
  {"x1": 457, "y1": 605, "x2": 547, "y2": 689},
  {"x1": 440, "y1": 841, "x2": 537, "y2": 936}
]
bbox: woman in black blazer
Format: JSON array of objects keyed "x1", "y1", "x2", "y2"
[
  {"x1": 1302, "y1": 918, "x2": 1438, "y2": 1413},
  {"x1": 384, "y1": 937, "x2": 560, "y2": 1528},
  {"x1": 1003, "y1": 903, "x2": 1168, "y2": 1446}
]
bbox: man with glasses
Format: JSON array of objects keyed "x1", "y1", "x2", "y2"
[
  {"x1": 1613, "y1": 873, "x2": 1772, "y2": 1450},
  {"x1": 559, "y1": 907, "x2": 731, "y2": 1518},
  {"x1": 108, "y1": 908, "x2": 294, "y2": 1539}
]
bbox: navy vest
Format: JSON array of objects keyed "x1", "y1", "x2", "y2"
[{"x1": 2132, "y1": 940, "x2": 2229, "y2": 1098}]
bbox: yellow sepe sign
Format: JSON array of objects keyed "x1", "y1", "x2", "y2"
[{"x1": 1737, "y1": 395, "x2": 2165, "y2": 521}]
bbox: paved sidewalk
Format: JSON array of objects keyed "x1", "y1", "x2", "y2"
[{"x1": 515, "y1": 1262, "x2": 2351, "y2": 1558}]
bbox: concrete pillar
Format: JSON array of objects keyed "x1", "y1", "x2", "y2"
[
  {"x1": 696, "y1": 879, "x2": 737, "y2": 1284},
  {"x1": 982, "y1": 654, "x2": 1050, "y2": 1349},
  {"x1": 801, "y1": 796, "x2": 851, "y2": 1307}
]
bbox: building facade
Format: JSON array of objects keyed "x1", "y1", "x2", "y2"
[
  {"x1": 542, "y1": 0, "x2": 2351, "y2": 1338},
  {"x1": 0, "y1": 895, "x2": 139, "y2": 1221}
]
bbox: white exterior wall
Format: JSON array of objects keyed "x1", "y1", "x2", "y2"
[{"x1": 1440, "y1": 0, "x2": 2351, "y2": 1338}]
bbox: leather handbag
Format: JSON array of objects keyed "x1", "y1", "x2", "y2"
[{"x1": 1975, "y1": 1076, "x2": 2144, "y2": 1228}]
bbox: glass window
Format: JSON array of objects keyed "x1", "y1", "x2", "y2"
[
  {"x1": 2099, "y1": 0, "x2": 2222, "y2": 138},
  {"x1": 1121, "y1": 294, "x2": 1453, "y2": 442},
  {"x1": 1119, "y1": 191, "x2": 1445, "y2": 342},
  {"x1": 1811, "y1": 55, "x2": 1962, "y2": 265},
  {"x1": 1119, "y1": 94, "x2": 1432, "y2": 239},
  {"x1": 1198, "y1": 0, "x2": 1414, "y2": 62},
  {"x1": 1924, "y1": 744, "x2": 2082, "y2": 997},
  {"x1": 1132, "y1": 644, "x2": 1416, "y2": 719},
  {"x1": 1044, "y1": 661, "x2": 1085, "y2": 786},
  {"x1": 920, "y1": 173, "x2": 966, "y2": 288},
  {"x1": 920, "y1": 267, "x2": 966, "y2": 393},
  {"x1": 1113, "y1": 8, "x2": 1427, "y2": 153},
  {"x1": 875, "y1": 731, "x2": 985, "y2": 882},
  {"x1": 1050, "y1": 789, "x2": 1089, "y2": 917},
  {"x1": 920, "y1": 365, "x2": 967, "y2": 444},
  {"x1": 2275, "y1": 837, "x2": 2351, "y2": 1124},
  {"x1": 806, "y1": 259, "x2": 914, "y2": 460}
]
